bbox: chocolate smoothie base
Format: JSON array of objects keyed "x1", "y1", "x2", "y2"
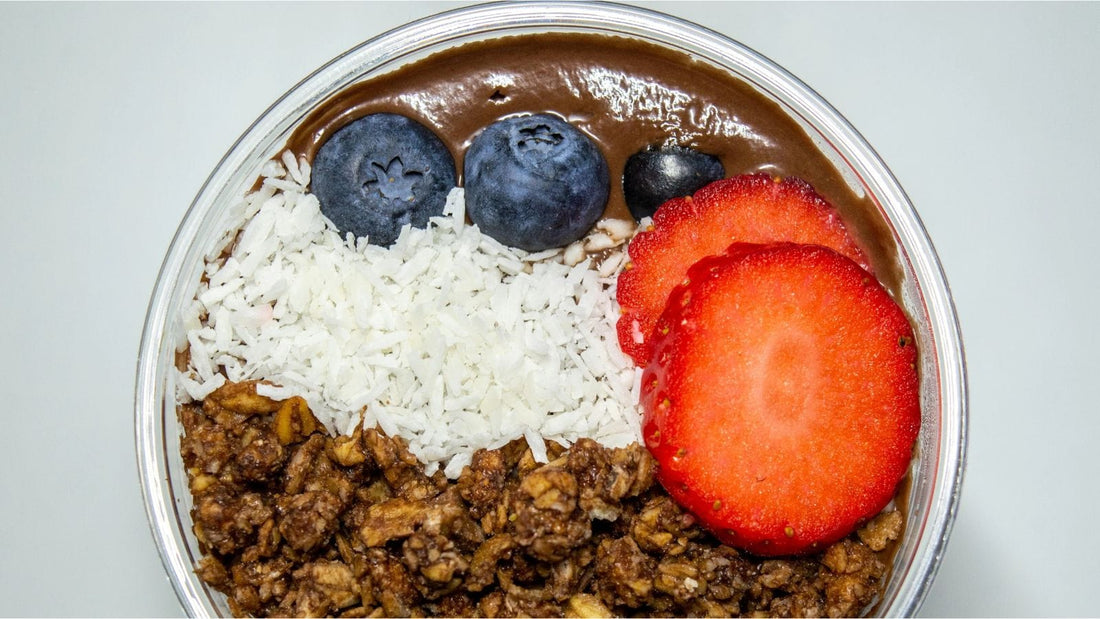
[{"x1": 286, "y1": 32, "x2": 902, "y2": 296}]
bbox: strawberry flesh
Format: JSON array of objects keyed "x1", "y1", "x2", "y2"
[
  {"x1": 617, "y1": 174, "x2": 869, "y2": 366},
  {"x1": 640, "y1": 243, "x2": 919, "y2": 556}
]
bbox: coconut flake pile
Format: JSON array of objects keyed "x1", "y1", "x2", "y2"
[{"x1": 178, "y1": 152, "x2": 643, "y2": 477}]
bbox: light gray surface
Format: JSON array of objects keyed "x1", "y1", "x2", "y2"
[{"x1": 1, "y1": 2, "x2": 1096, "y2": 616}]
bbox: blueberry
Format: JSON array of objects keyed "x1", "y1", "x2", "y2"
[
  {"x1": 464, "y1": 114, "x2": 609, "y2": 252},
  {"x1": 623, "y1": 146, "x2": 725, "y2": 220},
  {"x1": 312, "y1": 113, "x2": 456, "y2": 247}
]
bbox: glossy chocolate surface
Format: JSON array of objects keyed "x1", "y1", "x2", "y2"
[{"x1": 287, "y1": 32, "x2": 899, "y2": 291}]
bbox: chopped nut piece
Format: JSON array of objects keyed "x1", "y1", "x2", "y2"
[
  {"x1": 654, "y1": 558, "x2": 704, "y2": 602},
  {"x1": 595, "y1": 537, "x2": 653, "y2": 608},
  {"x1": 273, "y1": 396, "x2": 318, "y2": 445},
  {"x1": 207, "y1": 380, "x2": 282, "y2": 415},
  {"x1": 565, "y1": 593, "x2": 613, "y2": 618},
  {"x1": 857, "y1": 509, "x2": 904, "y2": 551},
  {"x1": 520, "y1": 466, "x2": 577, "y2": 513},
  {"x1": 190, "y1": 474, "x2": 217, "y2": 493},
  {"x1": 358, "y1": 498, "x2": 427, "y2": 547},
  {"x1": 331, "y1": 428, "x2": 367, "y2": 467}
]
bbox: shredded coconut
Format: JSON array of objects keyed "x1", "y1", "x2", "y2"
[{"x1": 178, "y1": 154, "x2": 643, "y2": 476}]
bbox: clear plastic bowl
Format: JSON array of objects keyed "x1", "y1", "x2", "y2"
[{"x1": 135, "y1": 2, "x2": 967, "y2": 616}]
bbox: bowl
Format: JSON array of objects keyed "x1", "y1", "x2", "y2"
[{"x1": 135, "y1": 2, "x2": 967, "y2": 616}]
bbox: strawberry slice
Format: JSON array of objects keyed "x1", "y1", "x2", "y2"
[
  {"x1": 616, "y1": 174, "x2": 869, "y2": 366},
  {"x1": 640, "y1": 243, "x2": 919, "y2": 556}
]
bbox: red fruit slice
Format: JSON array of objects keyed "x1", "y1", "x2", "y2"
[
  {"x1": 640, "y1": 243, "x2": 919, "y2": 556},
  {"x1": 616, "y1": 174, "x2": 869, "y2": 366}
]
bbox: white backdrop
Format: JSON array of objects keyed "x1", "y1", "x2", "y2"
[{"x1": 2, "y1": 2, "x2": 1097, "y2": 616}]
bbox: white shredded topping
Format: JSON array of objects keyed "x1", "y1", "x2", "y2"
[{"x1": 178, "y1": 154, "x2": 643, "y2": 477}]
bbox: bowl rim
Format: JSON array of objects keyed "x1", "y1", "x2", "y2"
[{"x1": 135, "y1": 2, "x2": 968, "y2": 616}]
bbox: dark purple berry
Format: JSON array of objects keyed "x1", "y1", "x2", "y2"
[
  {"x1": 312, "y1": 113, "x2": 456, "y2": 247},
  {"x1": 623, "y1": 146, "x2": 725, "y2": 220},
  {"x1": 464, "y1": 114, "x2": 609, "y2": 252}
]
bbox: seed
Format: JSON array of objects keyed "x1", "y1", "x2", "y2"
[{"x1": 648, "y1": 430, "x2": 661, "y2": 447}]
